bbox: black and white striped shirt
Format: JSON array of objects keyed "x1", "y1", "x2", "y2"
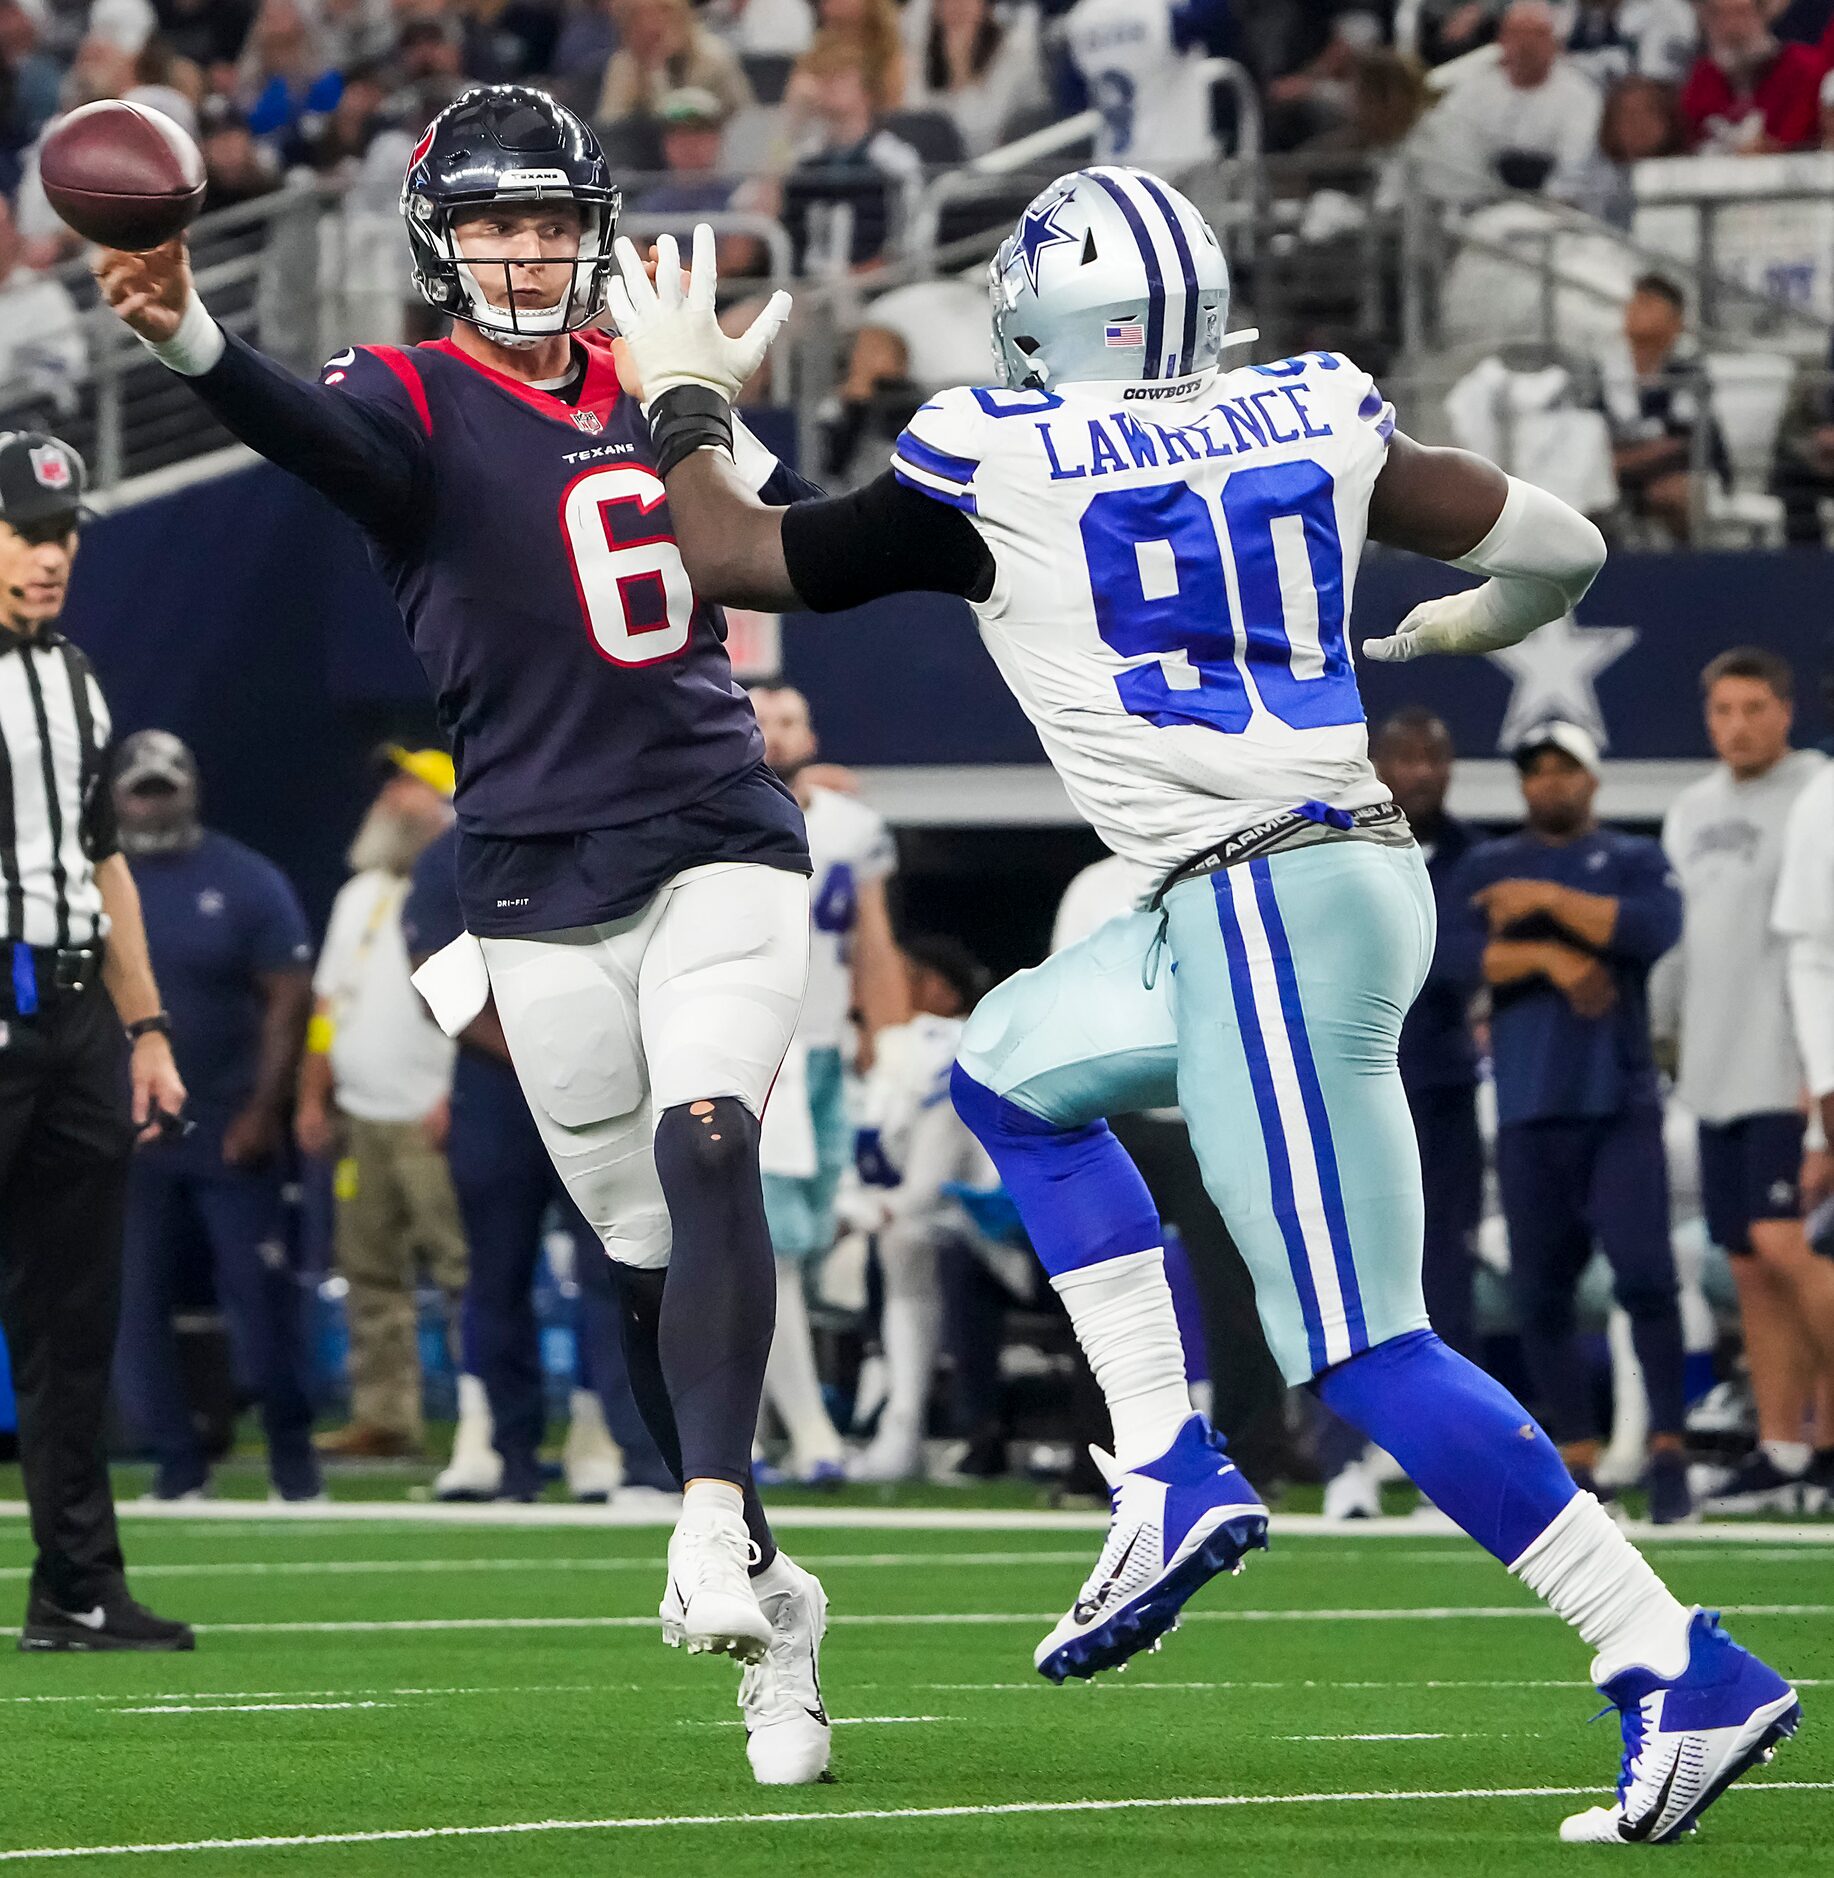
[{"x1": 0, "y1": 629, "x2": 116, "y2": 949}]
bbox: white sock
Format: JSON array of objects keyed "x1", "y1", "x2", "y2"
[
  {"x1": 681, "y1": 1478, "x2": 745, "y2": 1524},
  {"x1": 880, "y1": 1292, "x2": 942, "y2": 1429},
  {"x1": 1511, "y1": 1491, "x2": 1693, "y2": 1682},
  {"x1": 1763, "y1": 1439, "x2": 1812, "y2": 1477},
  {"x1": 763, "y1": 1260, "x2": 843, "y2": 1471},
  {"x1": 1051, "y1": 1248, "x2": 1193, "y2": 1472},
  {"x1": 450, "y1": 1374, "x2": 494, "y2": 1460}
]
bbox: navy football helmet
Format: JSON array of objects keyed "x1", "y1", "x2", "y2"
[{"x1": 401, "y1": 85, "x2": 620, "y2": 345}]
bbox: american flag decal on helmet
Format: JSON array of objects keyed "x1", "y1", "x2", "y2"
[{"x1": 1104, "y1": 322, "x2": 1145, "y2": 348}]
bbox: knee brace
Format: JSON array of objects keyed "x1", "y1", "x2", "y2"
[{"x1": 950, "y1": 1065, "x2": 1160, "y2": 1279}]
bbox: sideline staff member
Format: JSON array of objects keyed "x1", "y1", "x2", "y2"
[{"x1": 0, "y1": 432, "x2": 193, "y2": 1651}]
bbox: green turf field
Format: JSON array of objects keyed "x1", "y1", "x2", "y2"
[{"x1": 0, "y1": 1499, "x2": 1827, "y2": 1876}]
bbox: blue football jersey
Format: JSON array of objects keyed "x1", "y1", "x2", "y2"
[{"x1": 185, "y1": 328, "x2": 811, "y2": 934}]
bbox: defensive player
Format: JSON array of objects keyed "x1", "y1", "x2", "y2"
[
  {"x1": 97, "y1": 86, "x2": 830, "y2": 1786},
  {"x1": 608, "y1": 177, "x2": 1800, "y2": 1843}
]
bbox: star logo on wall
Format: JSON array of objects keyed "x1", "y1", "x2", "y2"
[
  {"x1": 1488, "y1": 615, "x2": 1639, "y2": 752},
  {"x1": 1012, "y1": 188, "x2": 1078, "y2": 296}
]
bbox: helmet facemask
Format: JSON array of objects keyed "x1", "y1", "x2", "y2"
[{"x1": 405, "y1": 184, "x2": 620, "y2": 347}]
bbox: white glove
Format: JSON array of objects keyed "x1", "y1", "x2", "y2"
[
  {"x1": 604, "y1": 225, "x2": 792, "y2": 407},
  {"x1": 1362, "y1": 586, "x2": 1557, "y2": 663}
]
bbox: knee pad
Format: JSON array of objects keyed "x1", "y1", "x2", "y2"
[
  {"x1": 653, "y1": 1098, "x2": 761, "y2": 1186},
  {"x1": 499, "y1": 954, "x2": 645, "y2": 1130},
  {"x1": 603, "y1": 1210, "x2": 671, "y2": 1272}
]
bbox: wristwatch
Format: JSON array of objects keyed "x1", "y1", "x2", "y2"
[{"x1": 126, "y1": 1013, "x2": 172, "y2": 1042}]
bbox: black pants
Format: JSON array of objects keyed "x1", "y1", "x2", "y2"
[
  {"x1": 0, "y1": 982, "x2": 134, "y2": 1606},
  {"x1": 1410, "y1": 1081, "x2": 1486, "y2": 1364}
]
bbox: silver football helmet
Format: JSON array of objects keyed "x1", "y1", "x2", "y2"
[{"x1": 990, "y1": 167, "x2": 1245, "y2": 392}]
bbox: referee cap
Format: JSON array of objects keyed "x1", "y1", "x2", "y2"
[
  {"x1": 1513, "y1": 720, "x2": 1600, "y2": 777},
  {"x1": 0, "y1": 431, "x2": 85, "y2": 531},
  {"x1": 383, "y1": 743, "x2": 456, "y2": 798}
]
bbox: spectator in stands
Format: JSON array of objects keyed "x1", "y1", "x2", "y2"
[
  {"x1": 0, "y1": 194, "x2": 85, "y2": 421},
  {"x1": 596, "y1": 0, "x2": 752, "y2": 127},
  {"x1": 1422, "y1": 0, "x2": 1604, "y2": 199},
  {"x1": 239, "y1": 0, "x2": 342, "y2": 142},
  {"x1": 297, "y1": 750, "x2": 464, "y2": 1462},
  {"x1": 1056, "y1": 0, "x2": 1229, "y2": 170},
  {"x1": 315, "y1": 0, "x2": 393, "y2": 71},
  {"x1": 909, "y1": 0, "x2": 1040, "y2": 157},
  {"x1": 1262, "y1": 7, "x2": 1383, "y2": 151},
  {"x1": 822, "y1": 268, "x2": 990, "y2": 479},
  {"x1": 630, "y1": 87, "x2": 768, "y2": 275},
  {"x1": 1294, "y1": 45, "x2": 1431, "y2": 203},
  {"x1": 392, "y1": 16, "x2": 469, "y2": 122},
  {"x1": 109, "y1": 731, "x2": 321, "y2": 1505},
  {"x1": 1561, "y1": 0, "x2": 1697, "y2": 85},
  {"x1": 1768, "y1": 0, "x2": 1834, "y2": 47},
  {"x1": 780, "y1": 34, "x2": 920, "y2": 271},
  {"x1": 0, "y1": 0, "x2": 66, "y2": 179},
  {"x1": 1680, "y1": 0, "x2": 1824, "y2": 151},
  {"x1": 154, "y1": 0, "x2": 257, "y2": 76},
  {"x1": 1594, "y1": 273, "x2": 1728, "y2": 542},
  {"x1": 1665, "y1": 650, "x2": 1834, "y2": 1513},
  {"x1": 550, "y1": 0, "x2": 620, "y2": 96},
  {"x1": 1454, "y1": 721, "x2": 1692, "y2": 1522},
  {"x1": 199, "y1": 94, "x2": 281, "y2": 210},
  {"x1": 1574, "y1": 71, "x2": 1688, "y2": 225},
  {"x1": 291, "y1": 55, "x2": 390, "y2": 174},
  {"x1": 815, "y1": 0, "x2": 905, "y2": 110},
  {"x1": 1773, "y1": 327, "x2": 1834, "y2": 545}
]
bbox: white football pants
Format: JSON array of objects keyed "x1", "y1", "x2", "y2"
[{"x1": 480, "y1": 862, "x2": 810, "y2": 1271}]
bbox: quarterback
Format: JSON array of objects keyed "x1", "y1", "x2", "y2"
[
  {"x1": 610, "y1": 174, "x2": 1800, "y2": 1845},
  {"x1": 97, "y1": 86, "x2": 832, "y2": 1786}
]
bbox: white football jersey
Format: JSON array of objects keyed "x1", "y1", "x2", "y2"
[
  {"x1": 891, "y1": 354, "x2": 1396, "y2": 881},
  {"x1": 799, "y1": 785, "x2": 897, "y2": 1049},
  {"x1": 1059, "y1": 0, "x2": 1217, "y2": 171}
]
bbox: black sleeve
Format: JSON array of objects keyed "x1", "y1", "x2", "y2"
[
  {"x1": 83, "y1": 740, "x2": 119, "y2": 864},
  {"x1": 759, "y1": 459, "x2": 828, "y2": 507},
  {"x1": 183, "y1": 332, "x2": 428, "y2": 539},
  {"x1": 779, "y1": 471, "x2": 995, "y2": 613}
]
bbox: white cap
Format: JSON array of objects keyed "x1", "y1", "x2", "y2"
[{"x1": 1513, "y1": 720, "x2": 1601, "y2": 776}]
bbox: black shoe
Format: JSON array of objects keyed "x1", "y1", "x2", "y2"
[
  {"x1": 1646, "y1": 1450, "x2": 1695, "y2": 1525},
  {"x1": 1701, "y1": 1450, "x2": 1806, "y2": 1516},
  {"x1": 1804, "y1": 1448, "x2": 1834, "y2": 1514},
  {"x1": 19, "y1": 1590, "x2": 196, "y2": 1653},
  {"x1": 1569, "y1": 1465, "x2": 1616, "y2": 1505}
]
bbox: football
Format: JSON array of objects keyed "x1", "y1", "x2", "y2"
[{"x1": 39, "y1": 99, "x2": 206, "y2": 251}]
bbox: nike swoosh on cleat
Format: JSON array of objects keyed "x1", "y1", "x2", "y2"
[
  {"x1": 54, "y1": 1606, "x2": 106, "y2": 1631},
  {"x1": 1621, "y1": 1753, "x2": 1682, "y2": 1842},
  {"x1": 1073, "y1": 1529, "x2": 1143, "y2": 1627}
]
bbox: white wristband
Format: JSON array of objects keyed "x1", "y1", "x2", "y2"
[{"x1": 139, "y1": 292, "x2": 225, "y2": 377}]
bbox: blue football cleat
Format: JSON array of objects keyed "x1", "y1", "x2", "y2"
[
  {"x1": 1034, "y1": 1414, "x2": 1268, "y2": 1684},
  {"x1": 1560, "y1": 1609, "x2": 1800, "y2": 1845}
]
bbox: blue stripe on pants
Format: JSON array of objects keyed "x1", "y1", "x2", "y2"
[
  {"x1": 1212, "y1": 872, "x2": 1329, "y2": 1374},
  {"x1": 1249, "y1": 858, "x2": 1369, "y2": 1358}
]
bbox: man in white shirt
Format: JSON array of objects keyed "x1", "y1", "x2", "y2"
[
  {"x1": 297, "y1": 750, "x2": 464, "y2": 1459},
  {"x1": 750, "y1": 685, "x2": 908, "y2": 1481},
  {"x1": 1665, "y1": 650, "x2": 1832, "y2": 1511},
  {"x1": 0, "y1": 197, "x2": 84, "y2": 420},
  {"x1": 1424, "y1": 0, "x2": 1605, "y2": 199}
]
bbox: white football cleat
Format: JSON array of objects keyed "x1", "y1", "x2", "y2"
[
  {"x1": 740, "y1": 1551, "x2": 832, "y2": 1785},
  {"x1": 1035, "y1": 1414, "x2": 1268, "y2": 1684},
  {"x1": 1559, "y1": 1610, "x2": 1800, "y2": 1846},
  {"x1": 661, "y1": 1508, "x2": 771, "y2": 1664},
  {"x1": 435, "y1": 1374, "x2": 502, "y2": 1502},
  {"x1": 847, "y1": 1416, "x2": 925, "y2": 1484}
]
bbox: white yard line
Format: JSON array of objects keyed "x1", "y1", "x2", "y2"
[
  {"x1": 0, "y1": 1499, "x2": 1829, "y2": 1541},
  {"x1": 132, "y1": 1602, "x2": 1828, "y2": 1637},
  {"x1": 114, "y1": 1703, "x2": 401, "y2": 1717},
  {"x1": 0, "y1": 1782, "x2": 1825, "y2": 1862}
]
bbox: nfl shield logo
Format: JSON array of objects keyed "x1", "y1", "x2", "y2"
[
  {"x1": 572, "y1": 410, "x2": 604, "y2": 435},
  {"x1": 29, "y1": 445, "x2": 71, "y2": 491}
]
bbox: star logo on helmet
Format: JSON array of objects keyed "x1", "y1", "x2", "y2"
[{"x1": 1012, "y1": 188, "x2": 1077, "y2": 297}]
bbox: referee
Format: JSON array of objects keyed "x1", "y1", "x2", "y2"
[{"x1": 0, "y1": 431, "x2": 193, "y2": 1651}]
